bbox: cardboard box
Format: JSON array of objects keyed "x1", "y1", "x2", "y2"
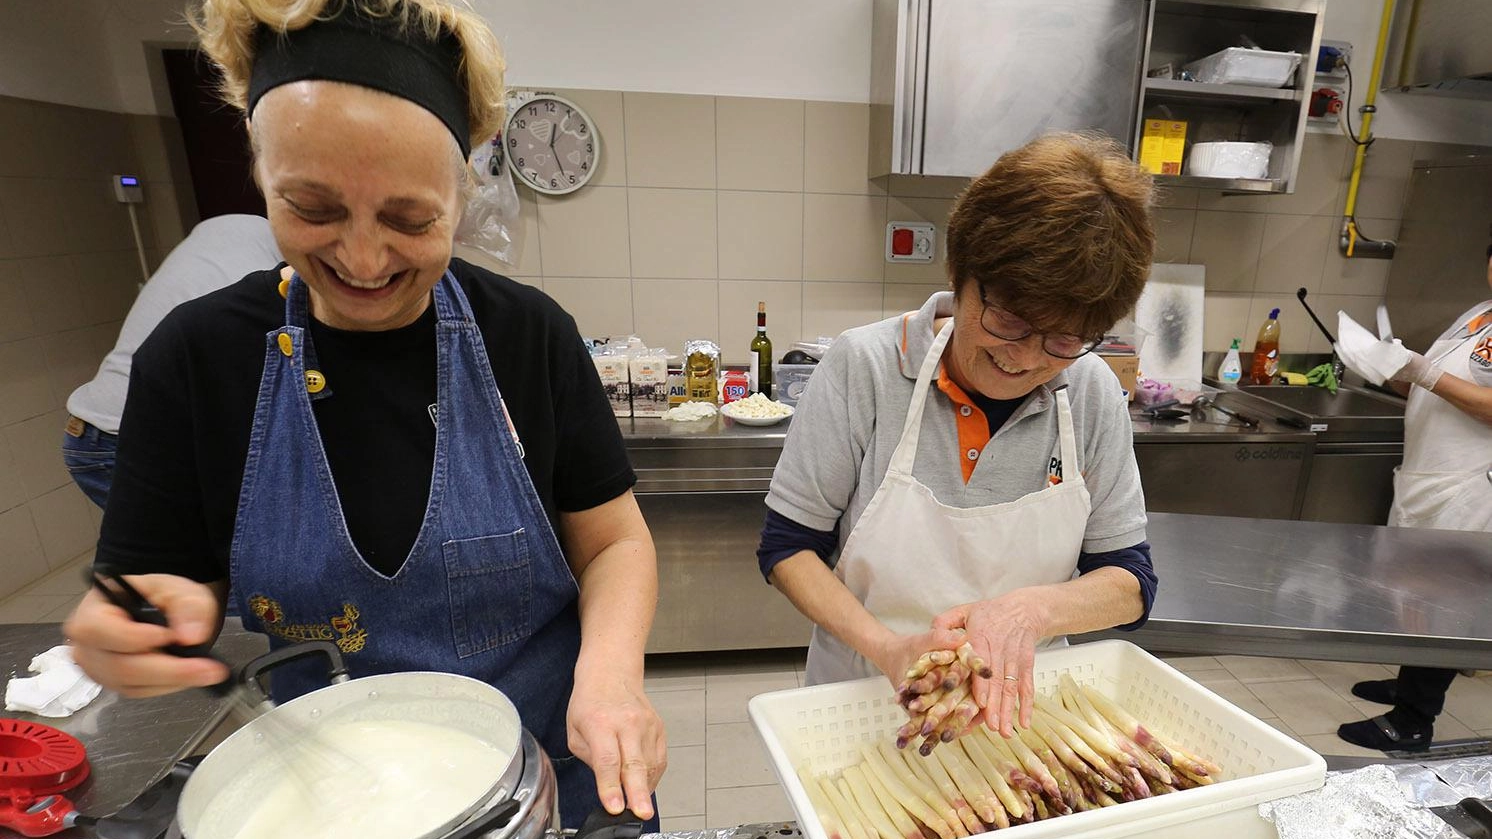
[
  {"x1": 1100, "y1": 354, "x2": 1140, "y2": 402},
  {"x1": 1139, "y1": 119, "x2": 1187, "y2": 176},
  {"x1": 628, "y1": 354, "x2": 669, "y2": 418},
  {"x1": 593, "y1": 355, "x2": 631, "y2": 417}
]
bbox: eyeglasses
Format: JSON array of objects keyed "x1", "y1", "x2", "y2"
[{"x1": 976, "y1": 286, "x2": 1101, "y2": 360}]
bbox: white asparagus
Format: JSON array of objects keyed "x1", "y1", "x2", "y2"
[
  {"x1": 1034, "y1": 694, "x2": 1133, "y2": 769},
  {"x1": 984, "y1": 725, "x2": 1062, "y2": 805},
  {"x1": 843, "y1": 767, "x2": 906, "y2": 839},
  {"x1": 923, "y1": 681, "x2": 970, "y2": 735},
  {"x1": 862, "y1": 746, "x2": 957, "y2": 839},
  {"x1": 1033, "y1": 717, "x2": 1122, "y2": 794},
  {"x1": 956, "y1": 643, "x2": 994, "y2": 679},
  {"x1": 1033, "y1": 708, "x2": 1126, "y2": 788},
  {"x1": 798, "y1": 767, "x2": 847, "y2": 839},
  {"x1": 876, "y1": 743, "x2": 965, "y2": 837},
  {"x1": 932, "y1": 739, "x2": 1001, "y2": 826},
  {"x1": 1081, "y1": 686, "x2": 1173, "y2": 765},
  {"x1": 1092, "y1": 713, "x2": 1174, "y2": 785},
  {"x1": 861, "y1": 761, "x2": 926, "y2": 839},
  {"x1": 954, "y1": 737, "x2": 1019, "y2": 825},
  {"x1": 1018, "y1": 724, "x2": 1080, "y2": 812},
  {"x1": 823, "y1": 778, "x2": 874, "y2": 839},
  {"x1": 900, "y1": 746, "x2": 982, "y2": 836}
]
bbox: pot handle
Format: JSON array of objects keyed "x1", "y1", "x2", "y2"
[
  {"x1": 445, "y1": 798, "x2": 522, "y2": 839},
  {"x1": 239, "y1": 640, "x2": 350, "y2": 704},
  {"x1": 570, "y1": 808, "x2": 646, "y2": 839}
]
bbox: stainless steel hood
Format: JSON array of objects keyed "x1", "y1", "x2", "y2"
[{"x1": 1383, "y1": 0, "x2": 1492, "y2": 99}]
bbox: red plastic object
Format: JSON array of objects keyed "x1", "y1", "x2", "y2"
[
  {"x1": 0, "y1": 719, "x2": 90, "y2": 837},
  {"x1": 891, "y1": 227, "x2": 914, "y2": 256}
]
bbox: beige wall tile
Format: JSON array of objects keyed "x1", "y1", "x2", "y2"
[
  {"x1": 885, "y1": 197, "x2": 954, "y2": 283},
  {"x1": 887, "y1": 175, "x2": 968, "y2": 199},
  {"x1": 1191, "y1": 211, "x2": 1264, "y2": 293},
  {"x1": 0, "y1": 179, "x2": 76, "y2": 258},
  {"x1": 20, "y1": 256, "x2": 89, "y2": 335},
  {"x1": 126, "y1": 114, "x2": 176, "y2": 185},
  {"x1": 628, "y1": 188, "x2": 717, "y2": 279},
  {"x1": 143, "y1": 181, "x2": 187, "y2": 253},
  {"x1": 1155, "y1": 186, "x2": 1200, "y2": 210},
  {"x1": 0, "y1": 98, "x2": 45, "y2": 179},
  {"x1": 0, "y1": 432, "x2": 26, "y2": 513},
  {"x1": 0, "y1": 260, "x2": 37, "y2": 342},
  {"x1": 1306, "y1": 295, "x2": 1381, "y2": 354},
  {"x1": 656, "y1": 744, "x2": 705, "y2": 817},
  {"x1": 1321, "y1": 218, "x2": 1397, "y2": 297},
  {"x1": 454, "y1": 191, "x2": 543, "y2": 277},
  {"x1": 802, "y1": 282, "x2": 885, "y2": 341},
  {"x1": 718, "y1": 281, "x2": 803, "y2": 364},
  {"x1": 633, "y1": 279, "x2": 719, "y2": 359},
  {"x1": 803, "y1": 194, "x2": 885, "y2": 282},
  {"x1": 1202, "y1": 292, "x2": 1255, "y2": 352},
  {"x1": 28, "y1": 482, "x2": 96, "y2": 569},
  {"x1": 57, "y1": 178, "x2": 137, "y2": 254},
  {"x1": 536, "y1": 186, "x2": 630, "y2": 277},
  {"x1": 5, "y1": 409, "x2": 69, "y2": 499},
  {"x1": 717, "y1": 97, "x2": 803, "y2": 192},
  {"x1": 623, "y1": 93, "x2": 716, "y2": 189},
  {"x1": 1351, "y1": 138, "x2": 1415, "y2": 220},
  {"x1": 1153, "y1": 208, "x2": 1196, "y2": 264},
  {"x1": 72, "y1": 251, "x2": 140, "y2": 326},
  {"x1": 0, "y1": 192, "x2": 15, "y2": 261},
  {"x1": 41, "y1": 328, "x2": 105, "y2": 408},
  {"x1": 544, "y1": 278, "x2": 635, "y2": 339},
  {"x1": 1256, "y1": 214, "x2": 1334, "y2": 295},
  {"x1": 718, "y1": 192, "x2": 802, "y2": 281},
  {"x1": 884, "y1": 283, "x2": 945, "y2": 319},
  {"x1": 804, "y1": 102, "x2": 880, "y2": 195},
  {"x1": 37, "y1": 105, "x2": 136, "y2": 182},
  {"x1": 551, "y1": 89, "x2": 627, "y2": 187},
  {"x1": 0, "y1": 337, "x2": 57, "y2": 426},
  {"x1": 0, "y1": 506, "x2": 47, "y2": 600}
]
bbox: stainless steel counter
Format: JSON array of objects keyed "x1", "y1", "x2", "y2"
[
  {"x1": 1075, "y1": 513, "x2": 1492, "y2": 669},
  {"x1": 0, "y1": 621, "x2": 266, "y2": 833}
]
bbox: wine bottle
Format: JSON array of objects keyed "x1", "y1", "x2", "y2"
[{"x1": 749, "y1": 301, "x2": 773, "y2": 398}]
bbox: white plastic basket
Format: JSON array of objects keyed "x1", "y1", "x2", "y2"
[
  {"x1": 1184, "y1": 47, "x2": 1301, "y2": 87},
  {"x1": 748, "y1": 640, "x2": 1324, "y2": 839}
]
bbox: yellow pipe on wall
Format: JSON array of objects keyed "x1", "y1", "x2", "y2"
[{"x1": 1342, "y1": 0, "x2": 1398, "y2": 257}]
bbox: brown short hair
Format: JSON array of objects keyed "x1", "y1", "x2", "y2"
[{"x1": 945, "y1": 132, "x2": 1155, "y2": 340}]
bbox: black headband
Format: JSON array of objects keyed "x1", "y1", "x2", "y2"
[{"x1": 247, "y1": 6, "x2": 471, "y2": 157}]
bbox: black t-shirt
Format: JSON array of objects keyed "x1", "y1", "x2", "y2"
[{"x1": 99, "y1": 259, "x2": 636, "y2": 580}]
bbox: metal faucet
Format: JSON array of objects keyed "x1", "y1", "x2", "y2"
[{"x1": 1330, "y1": 351, "x2": 1346, "y2": 384}]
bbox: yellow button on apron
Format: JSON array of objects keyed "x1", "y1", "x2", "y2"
[
  {"x1": 277, "y1": 277, "x2": 291, "y2": 299},
  {"x1": 305, "y1": 370, "x2": 327, "y2": 394},
  {"x1": 277, "y1": 333, "x2": 293, "y2": 357}
]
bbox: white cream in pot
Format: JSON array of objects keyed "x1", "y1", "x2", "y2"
[{"x1": 195, "y1": 719, "x2": 509, "y2": 839}]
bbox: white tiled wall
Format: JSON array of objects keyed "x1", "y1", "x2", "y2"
[
  {"x1": 463, "y1": 89, "x2": 1488, "y2": 364},
  {"x1": 0, "y1": 94, "x2": 196, "y2": 599}
]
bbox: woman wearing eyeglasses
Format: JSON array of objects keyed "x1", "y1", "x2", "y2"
[{"x1": 756, "y1": 133, "x2": 1158, "y2": 737}]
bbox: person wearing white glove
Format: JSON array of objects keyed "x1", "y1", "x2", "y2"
[{"x1": 1336, "y1": 233, "x2": 1492, "y2": 752}]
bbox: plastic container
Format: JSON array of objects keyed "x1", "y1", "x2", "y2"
[
  {"x1": 749, "y1": 640, "x2": 1324, "y2": 839},
  {"x1": 1186, "y1": 142, "x2": 1272, "y2": 179},
  {"x1": 1219, "y1": 339, "x2": 1243, "y2": 385},
  {"x1": 1250, "y1": 308, "x2": 1282, "y2": 385},
  {"x1": 773, "y1": 363, "x2": 817, "y2": 407},
  {"x1": 1184, "y1": 47, "x2": 1301, "y2": 87}
]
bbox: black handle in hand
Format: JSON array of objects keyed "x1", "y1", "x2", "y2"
[
  {"x1": 574, "y1": 807, "x2": 646, "y2": 839},
  {"x1": 89, "y1": 568, "x2": 233, "y2": 695}
]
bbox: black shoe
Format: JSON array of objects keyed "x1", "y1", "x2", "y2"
[
  {"x1": 1350, "y1": 678, "x2": 1398, "y2": 705},
  {"x1": 1336, "y1": 715, "x2": 1431, "y2": 751}
]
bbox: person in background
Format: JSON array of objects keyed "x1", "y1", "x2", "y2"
[
  {"x1": 756, "y1": 133, "x2": 1159, "y2": 737},
  {"x1": 63, "y1": 215, "x2": 282, "y2": 509},
  {"x1": 62, "y1": 0, "x2": 664, "y2": 826},
  {"x1": 1335, "y1": 229, "x2": 1492, "y2": 751}
]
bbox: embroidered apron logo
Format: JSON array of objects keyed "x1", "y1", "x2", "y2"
[{"x1": 248, "y1": 596, "x2": 369, "y2": 653}]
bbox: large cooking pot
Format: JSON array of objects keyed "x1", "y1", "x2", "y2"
[{"x1": 171, "y1": 642, "x2": 639, "y2": 839}]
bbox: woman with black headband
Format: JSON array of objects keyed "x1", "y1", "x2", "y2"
[{"x1": 63, "y1": 0, "x2": 665, "y2": 827}]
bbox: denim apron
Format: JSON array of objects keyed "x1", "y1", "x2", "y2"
[{"x1": 230, "y1": 271, "x2": 608, "y2": 829}]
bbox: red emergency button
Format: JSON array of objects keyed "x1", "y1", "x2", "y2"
[{"x1": 891, "y1": 227, "x2": 915, "y2": 256}]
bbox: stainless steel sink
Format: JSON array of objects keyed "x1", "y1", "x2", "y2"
[{"x1": 1226, "y1": 384, "x2": 1405, "y2": 443}]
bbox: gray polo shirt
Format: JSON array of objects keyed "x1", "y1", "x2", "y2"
[{"x1": 765, "y1": 291, "x2": 1147, "y2": 559}]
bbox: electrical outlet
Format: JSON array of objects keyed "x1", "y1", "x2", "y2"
[
  {"x1": 1316, "y1": 40, "x2": 1352, "y2": 79},
  {"x1": 886, "y1": 222, "x2": 935, "y2": 263}
]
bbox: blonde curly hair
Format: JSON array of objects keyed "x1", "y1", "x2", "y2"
[{"x1": 190, "y1": 0, "x2": 506, "y2": 152}]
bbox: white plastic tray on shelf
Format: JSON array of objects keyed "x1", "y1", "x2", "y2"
[
  {"x1": 747, "y1": 640, "x2": 1325, "y2": 839},
  {"x1": 1184, "y1": 47, "x2": 1301, "y2": 88}
]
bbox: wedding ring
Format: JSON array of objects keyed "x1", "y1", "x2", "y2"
[{"x1": 1003, "y1": 675, "x2": 1019, "y2": 682}]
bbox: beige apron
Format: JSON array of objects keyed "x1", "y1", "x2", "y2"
[
  {"x1": 1389, "y1": 322, "x2": 1492, "y2": 532},
  {"x1": 804, "y1": 322, "x2": 1093, "y2": 685}
]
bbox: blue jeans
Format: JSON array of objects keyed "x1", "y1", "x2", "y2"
[{"x1": 61, "y1": 418, "x2": 117, "y2": 510}]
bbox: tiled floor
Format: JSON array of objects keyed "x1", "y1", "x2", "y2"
[{"x1": 7, "y1": 569, "x2": 1492, "y2": 830}]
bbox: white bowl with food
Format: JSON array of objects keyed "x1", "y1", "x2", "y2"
[{"x1": 721, "y1": 393, "x2": 795, "y2": 426}]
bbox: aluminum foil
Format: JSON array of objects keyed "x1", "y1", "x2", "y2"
[
  {"x1": 1258, "y1": 765, "x2": 1458, "y2": 839},
  {"x1": 1424, "y1": 756, "x2": 1492, "y2": 801},
  {"x1": 647, "y1": 822, "x2": 801, "y2": 839}
]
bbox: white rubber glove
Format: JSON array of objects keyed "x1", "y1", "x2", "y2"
[{"x1": 1388, "y1": 346, "x2": 1443, "y2": 391}]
